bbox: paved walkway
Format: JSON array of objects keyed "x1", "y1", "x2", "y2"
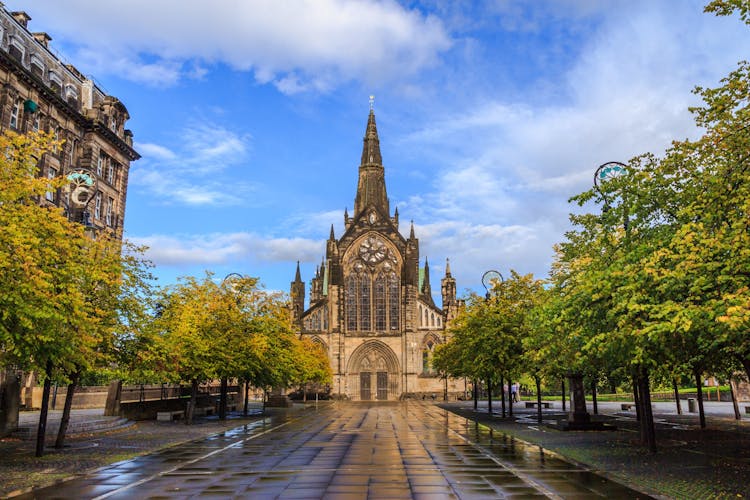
[{"x1": 17, "y1": 401, "x2": 645, "y2": 499}]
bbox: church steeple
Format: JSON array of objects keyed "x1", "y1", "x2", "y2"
[
  {"x1": 354, "y1": 107, "x2": 389, "y2": 218},
  {"x1": 290, "y1": 261, "x2": 305, "y2": 327}
]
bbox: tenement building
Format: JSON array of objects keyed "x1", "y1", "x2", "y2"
[
  {"x1": 0, "y1": 6, "x2": 138, "y2": 437},
  {"x1": 0, "y1": 7, "x2": 139, "y2": 239},
  {"x1": 291, "y1": 108, "x2": 464, "y2": 401}
]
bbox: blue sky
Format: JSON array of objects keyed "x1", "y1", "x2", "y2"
[{"x1": 9, "y1": 0, "x2": 749, "y2": 300}]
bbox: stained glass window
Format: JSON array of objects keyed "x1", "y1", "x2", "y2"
[
  {"x1": 374, "y1": 274, "x2": 386, "y2": 330},
  {"x1": 389, "y1": 273, "x2": 400, "y2": 330},
  {"x1": 346, "y1": 275, "x2": 358, "y2": 331},
  {"x1": 359, "y1": 274, "x2": 371, "y2": 330}
]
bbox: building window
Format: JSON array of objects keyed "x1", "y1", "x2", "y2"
[
  {"x1": 49, "y1": 71, "x2": 63, "y2": 95},
  {"x1": 30, "y1": 54, "x2": 44, "y2": 78},
  {"x1": 8, "y1": 44, "x2": 23, "y2": 62},
  {"x1": 52, "y1": 128, "x2": 60, "y2": 153},
  {"x1": 32, "y1": 115, "x2": 40, "y2": 132},
  {"x1": 107, "y1": 159, "x2": 114, "y2": 184},
  {"x1": 45, "y1": 167, "x2": 57, "y2": 201},
  {"x1": 358, "y1": 273, "x2": 371, "y2": 331},
  {"x1": 346, "y1": 275, "x2": 358, "y2": 331},
  {"x1": 105, "y1": 197, "x2": 114, "y2": 226},
  {"x1": 388, "y1": 273, "x2": 400, "y2": 330},
  {"x1": 9, "y1": 100, "x2": 20, "y2": 129},
  {"x1": 110, "y1": 116, "x2": 117, "y2": 132},
  {"x1": 422, "y1": 340, "x2": 436, "y2": 374},
  {"x1": 94, "y1": 192, "x2": 102, "y2": 220},
  {"x1": 374, "y1": 274, "x2": 386, "y2": 331},
  {"x1": 96, "y1": 154, "x2": 104, "y2": 176}
]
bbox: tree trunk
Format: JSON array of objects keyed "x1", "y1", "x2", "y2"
[
  {"x1": 507, "y1": 379, "x2": 513, "y2": 417},
  {"x1": 591, "y1": 379, "x2": 598, "y2": 415},
  {"x1": 632, "y1": 376, "x2": 641, "y2": 422},
  {"x1": 499, "y1": 377, "x2": 506, "y2": 418},
  {"x1": 35, "y1": 361, "x2": 53, "y2": 457},
  {"x1": 219, "y1": 377, "x2": 228, "y2": 420},
  {"x1": 473, "y1": 380, "x2": 478, "y2": 411},
  {"x1": 243, "y1": 380, "x2": 250, "y2": 416},
  {"x1": 740, "y1": 357, "x2": 750, "y2": 384},
  {"x1": 561, "y1": 378, "x2": 566, "y2": 412},
  {"x1": 303, "y1": 383, "x2": 308, "y2": 403},
  {"x1": 487, "y1": 379, "x2": 492, "y2": 415},
  {"x1": 672, "y1": 379, "x2": 682, "y2": 415},
  {"x1": 729, "y1": 378, "x2": 741, "y2": 420},
  {"x1": 535, "y1": 376, "x2": 542, "y2": 424},
  {"x1": 694, "y1": 371, "x2": 706, "y2": 429},
  {"x1": 262, "y1": 389, "x2": 267, "y2": 415},
  {"x1": 638, "y1": 371, "x2": 657, "y2": 453},
  {"x1": 55, "y1": 370, "x2": 80, "y2": 449},
  {"x1": 185, "y1": 379, "x2": 198, "y2": 424}
]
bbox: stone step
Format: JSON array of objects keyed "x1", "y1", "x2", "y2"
[{"x1": 13, "y1": 417, "x2": 133, "y2": 439}]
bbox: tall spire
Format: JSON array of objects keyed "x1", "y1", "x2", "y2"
[
  {"x1": 294, "y1": 260, "x2": 301, "y2": 282},
  {"x1": 354, "y1": 105, "x2": 389, "y2": 217},
  {"x1": 360, "y1": 108, "x2": 382, "y2": 166},
  {"x1": 422, "y1": 258, "x2": 432, "y2": 295},
  {"x1": 445, "y1": 258, "x2": 452, "y2": 277}
]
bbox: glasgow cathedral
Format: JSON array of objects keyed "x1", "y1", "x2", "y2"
[{"x1": 291, "y1": 108, "x2": 464, "y2": 400}]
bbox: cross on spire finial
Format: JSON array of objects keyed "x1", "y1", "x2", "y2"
[{"x1": 369, "y1": 95, "x2": 375, "y2": 110}]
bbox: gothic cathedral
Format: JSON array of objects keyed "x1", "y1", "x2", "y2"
[{"x1": 291, "y1": 108, "x2": 464, "y2": 401}]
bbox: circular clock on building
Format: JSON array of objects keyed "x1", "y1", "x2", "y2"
[{"x1": 359, "y1": 237, "x2": 387, "y2": 264}]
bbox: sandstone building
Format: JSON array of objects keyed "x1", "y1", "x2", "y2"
[
  {"x1": 0, "y1": 6, "x2": 139, "y2": 239},
  {"x1": 0, "y1": 5, "x2": 138, "y2": 436},
  {"x1": 291, "y1": 108, "x2": 464, "y2": 401}
]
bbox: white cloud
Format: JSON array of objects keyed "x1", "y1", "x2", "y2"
[
  {"x1": 131, "y1": 121, "x2": 253, "y2": 206},
  {"x1": 131, "y1": 232, "x2": 323, "y2": 267},
  {"x1": 17, "y1": 0, "x2": 451, "y2": 90}
]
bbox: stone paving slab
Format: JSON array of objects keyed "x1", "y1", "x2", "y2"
[{"x1": 16, "y1": 402, "x2": 646, "y2": 499}]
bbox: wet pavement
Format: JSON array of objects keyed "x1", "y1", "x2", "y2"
[{"x1": 20, "y1": 401, "x2": 648, "y2": 499}]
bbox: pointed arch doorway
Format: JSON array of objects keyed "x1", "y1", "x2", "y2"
[{"x1": 347, "y1": 340, "x2": 400, "y2": 401}]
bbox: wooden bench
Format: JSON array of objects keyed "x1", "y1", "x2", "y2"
[
  {"x1": 525, "y1": 401, "x2": 551, "y2": 409},
  {"x1": 156, "y1": 410, "x2": 184, "y2": 422},
  {"x1": 621, "y1": 403, "x2": 634, "y2": 411}
]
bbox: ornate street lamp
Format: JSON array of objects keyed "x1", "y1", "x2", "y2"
[
  {"x1": 481, "y1": 270, "x2": 503, "y2": 300},
  {"x1": 593, "y1": 161, "x2": 627, "y2": 212}
]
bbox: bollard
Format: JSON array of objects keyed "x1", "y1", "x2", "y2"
[{"x1": 687, "y1": 398, "x2": 696, "y2": 413}]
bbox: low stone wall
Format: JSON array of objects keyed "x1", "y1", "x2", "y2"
[{"x1": 24, "y1": 386, "x2": 108, "y2": 410}]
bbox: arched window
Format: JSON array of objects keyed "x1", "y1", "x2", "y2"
[
  {"x1": 423, "y1": 340, "x2": 435, "y2": 374},
  {"x1": 431, "y1": 313, "x2": 435, "y2": 327},
  {"x1": 346, "y1": 275, "x2": 358, "y2": 331},
  {"x1": 374, "y1": 274, "x2": 386, "y2": 330},
  {"x1": 359, "y1": 273, "x2": 371, "y2": 330},
  {"x1": 388, "y1": 273, "x2": 400, "y2": 330}
]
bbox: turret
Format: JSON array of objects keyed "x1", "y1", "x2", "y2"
[
  {"x1": 290, "y1": 261, "x2": 305, "y2": 327},
  {"x1": 441, "y1": 258, "x2": 459, "y2": 322}
]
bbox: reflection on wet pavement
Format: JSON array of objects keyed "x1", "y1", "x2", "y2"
[{"x1": 22, "y1": 402, "x2": 648, "y2": 499}]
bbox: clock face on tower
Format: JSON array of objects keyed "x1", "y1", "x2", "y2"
[{"x1": 359, "y1": 236, "x2": 387, "y2": 264}]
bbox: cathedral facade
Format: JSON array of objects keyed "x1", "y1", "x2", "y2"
[{"x1": 291, "y1": 109, "x2": 464, "y2": 401}]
